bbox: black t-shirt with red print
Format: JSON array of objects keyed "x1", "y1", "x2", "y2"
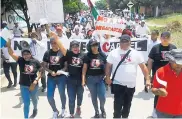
[
  {"x1": 83, "y1": 52, "x2": 106, "y2": 76},
  {"x1": 65, "y1": 50, "x2": 84, "y2": 77},
  {"x1": 43, "y1": 49, "x2": 65, "y2": 76},
  {"x1": 18, "y1": 57, "x2": 41, "y2": 87},
  {"x1": 148, "y1": 43, "x2": 176, "y2": 75}
]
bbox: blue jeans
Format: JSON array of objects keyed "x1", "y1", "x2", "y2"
[
  {"x1": 47, "y1": 75, "x2": 67, "y2": 112},
  {"x1": 67, "y1": 76, "x2": 84, "y2": 114},
  {"x1": 156, "y1": 110, "x2": 182, "y2": 118},
  {"x1": 20, "y1": 85, "x2": 38, "y2": 119},
  {"x1": 86, "y1": 75, "x2": 106, "y2": 113}
]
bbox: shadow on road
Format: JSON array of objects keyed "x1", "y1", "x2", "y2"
[
  {"x1": 0, "y1": 86, "x2": 18, "y2": 93},
  {"x1": 134, "y1": 90, "x2": 154, "y2": 100},
  {"x1": 13, "y1": 96, "x2": 23, "y2": 108}
]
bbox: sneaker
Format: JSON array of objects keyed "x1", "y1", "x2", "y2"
[
  {"x1": 52, "y1": 111, "x2": 59, "y2": 119},
  {"x1": 70, "y1": 114, "x2": 74, "y2": 118},
  {"x1": 7, "y1": 83, "x2": 12, "y2": 88},
  {"x1": 29, "y1": 109, "x2": 37, "y2": 118},
  {"x1": 13, "y1": 83, "x2": 17, "y2": 87},
  {"x1": 76, "y1": 107, "x2": 81, "y2": 115},
  {"x1": 41, "y1": 88, "x2": 46, "y2": 92},
  {"x1": 60, "y1": 109, "x2": 66, "y2": 118},
  {"x1": 92, "y1": 112, "x2": 100, "y2": 118},
  {"x1": 101, "y1": 111, "x2": 106, "y2": 118}
]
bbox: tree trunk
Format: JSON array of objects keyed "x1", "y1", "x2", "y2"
[{"x1": 22, "y1": 10, "x2": 32, "y2": 34}]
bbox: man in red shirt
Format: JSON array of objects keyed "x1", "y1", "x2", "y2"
[{"x1": 152, "y1": 49, "x2": 182, "y2": 118}]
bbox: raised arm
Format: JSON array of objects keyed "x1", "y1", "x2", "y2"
[
  {"x1": 50, "y1": 32, "x2": 67, "y2": 56},
  {"x1": 6, "y1": 39, "x2": 19, "y2": 61}
]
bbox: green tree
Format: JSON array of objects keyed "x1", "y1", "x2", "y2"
[
  {"x1": 2, "y1": 0, "x2": 32, "y2": 33},
  {"x1": 95, "y1": 0, "x2": 108, "y2": 10},
  {"x1": 63, "y1": 0, "x2": 87, "y2": 13}
]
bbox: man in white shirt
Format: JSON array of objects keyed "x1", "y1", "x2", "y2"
[
  {"x1": 105, "y1": 35, "x2": 151, "y2": 118},
  {"x1": 136, "y1": 20, "x2": 150, "y2": 35},
  {"x1": 29, "y1": 32, "x2": 47, "y2": 92},
  {"x1": 13, "y1": 22, "x2": 24, "y2": 37},
  {"x1": 70, "y1": 28, "x2": 84, "y2": 40},
  {"x1": 125, "y1": 17, "x2": 133, "y2": 27},
  {"x1": 73, "y1": 22, "x2": 83, "y2": 33}
]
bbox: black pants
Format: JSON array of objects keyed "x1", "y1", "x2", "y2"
[
  {"x1": 41, "y1": 70, "x2": 46, "y2": 89},
  {"x1": 113, "y1": 84, "x2": 135, "y2": 118},
  {"x1": 3, "y1": 62, "x2": 17, "y2": 84}
]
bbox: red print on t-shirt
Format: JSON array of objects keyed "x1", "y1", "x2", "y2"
[
  {"x1": 121, "y1": 55, "x2": 131, "y2": 63},
  {"x1": 72, "y1": 57, "x2": 81, "y2": 66},
  {"x1": 90, "y1": 59, "x2": 101, "y2": 68},
  {"x1": 50, "y1": 56, "x2": 60, "y2": 64},
  {"x1": 24, "y1": 65, "x2": 34, "y2": 74}
]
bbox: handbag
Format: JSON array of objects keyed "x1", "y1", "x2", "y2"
[{"x1": 111, "y1": 50, "x2": 131, "y2": 94}]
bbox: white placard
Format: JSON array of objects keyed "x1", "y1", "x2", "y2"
[{"x1": 26, "y1": 0, "x2": 64, "y2": 23}]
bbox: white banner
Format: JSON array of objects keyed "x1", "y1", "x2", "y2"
[
  {"x1": 26, "y1": 0, "x2": 64, "y2": 23},
  {"x1": 95, "y1": 16, "x2": 125, "y2": 37},
  {"x1": 10, "y1": 38, "x2": 148, "y2": 62}
]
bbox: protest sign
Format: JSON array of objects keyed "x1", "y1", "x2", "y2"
[
  {"x1": 26, "y1": 0, "x2": 64, "y2": 23},
  {"x1": 95, "y1": 16, "x2": 125, "y2": 37},
  {"x1": 10, "y1": 37, "x2": 148, "y2": 62}
]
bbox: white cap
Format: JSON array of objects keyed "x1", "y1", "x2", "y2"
[
  {"x1": 2, "y1": 21, "x2": 7, "y2": 24},
  {"x1": 141, "y1": 20, "x2": 145, "y2": 23}
]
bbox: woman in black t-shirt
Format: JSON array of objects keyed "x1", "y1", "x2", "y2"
[
  {"x1": 52, "y1": 33, "x2": 84, "y2": 118},
  {"x1": 7, "y1": 40, "x2": 42, "y2": 119},
  {"x1": 82, "y1": 39, "x2": 107, "y2": 118},
  {"x1": 42, "y1": 38, "x2": 67, "y2": 118}
]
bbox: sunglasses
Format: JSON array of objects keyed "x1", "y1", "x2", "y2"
[
  {"x1": 71, "y1": 45, "x2": 79, "y2": 48},
  {"x1": 91, "y1": 44, "x2": 98, "y2": 47}
]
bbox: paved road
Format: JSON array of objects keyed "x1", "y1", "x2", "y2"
[{"x1": 0, "y1": 68, "x2": 154, "y2": 119}]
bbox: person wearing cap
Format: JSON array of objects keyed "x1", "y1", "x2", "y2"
[
  {"x1": 152, "y1": 49, "x2": 182, "y2": 118},
  {"x1": 125, "y1": 17, "x2": 133, "y2": 27},
  {"x1": 105, "y1": 34, "x2": 151, "y2": 118},
  {"x1": 69, "y1": 28, "x2": 84, "y2": 39},
  {"x1": 147, "y1": 31, "x2": 177, "y2": 118},
  {"x1": 2, "y1": 21, "x2": 8, "y2": 29},
  {"x1": 122, "y1": 26, "x2": 133, "y2": 37},
  {"x1": 136, "y1": 20, "x2": 150, "y2": 36},
  {"x1": 29, "y1": 32, "x2": 47, "y2": 92},
  {"x1": 42, "y1": 37, "x2": 67, "y2": 118},
  {"x1": 73, "y1": 21, "x2": 83, "y2": 33},
  {"x1": 13, "y1": 22, "x2": 24, "y2": 37},
  {"x1": 6, "y1": 39, "x2": 42, "y2": 119},
  {"x1": 82, "y1": 39, "x2": 107, "y2": 118},
  {"x1": 51, "y1": 33, "x2": 84, "y2": 118}
]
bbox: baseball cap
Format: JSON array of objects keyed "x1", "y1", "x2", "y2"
[
  {"x1": 165, "y1": 49, "x2": 182, "y2": 65},
  {"x1": 141, "y1": 20, "x2": 145, "y2": 23},
  {"x1": 161, "y1": 31, "x2": 171, "y2": 38},
  {"x1": 70, "y1": 40, "x2": 79, "y2": 47},
  {"x1": 2, "y1": 21, "x2": 7, "y2": 24},
  {"x1": 89, "y1": 38, "x2": 98, "y2": 46},
  {"x1": 21, "y1": 49, "x2": 31, "y2": 54},
  {"x1": 119, "y1": 34, "x2": 131, "y2": 42}
]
